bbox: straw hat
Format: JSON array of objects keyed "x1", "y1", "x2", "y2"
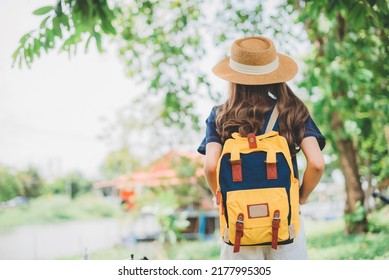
[{"x1": 212, "y1": 36, "x2": 298, "y2": 85}]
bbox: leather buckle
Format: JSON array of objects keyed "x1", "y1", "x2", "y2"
[
  {"x1": 234, "y1": 213, "x2": 244, "y2": 253},
  {"x1": 271, "y1": 210, "x2": 280, "y2": 250}
]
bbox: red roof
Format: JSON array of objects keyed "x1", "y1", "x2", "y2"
[{"x1": 93, "y1": 151, "x2": 203, "y2": 189}]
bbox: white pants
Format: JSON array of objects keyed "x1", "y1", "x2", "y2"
[{"x1": 220, "y1": 218, "x2": 308, "y2": 260}]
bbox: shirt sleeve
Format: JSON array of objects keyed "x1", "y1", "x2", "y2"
[
  {"x1": 304, "y1": 116, "x2": 326, "y2": 150},
  {"x1": 197, "y1": 106, "x2": 222, "y2": 155}
]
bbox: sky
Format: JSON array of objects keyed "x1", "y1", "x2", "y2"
[{"x1": 0, "y1": 0, "x2": 146, "y2": 179}]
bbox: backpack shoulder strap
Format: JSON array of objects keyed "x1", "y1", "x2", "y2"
[{"x1": 264, "y1": 105, "x2": 279, "y2": 133}]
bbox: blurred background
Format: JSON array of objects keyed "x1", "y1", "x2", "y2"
[{"x1": 0, "y1": 0, "x2": 388, "y2": 260}]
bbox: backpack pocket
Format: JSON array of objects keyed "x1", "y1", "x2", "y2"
[{"x1": 226, "y1": 187, "x2": 290, "y2": 246}]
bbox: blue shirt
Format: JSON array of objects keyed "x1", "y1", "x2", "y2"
[{"x1": 197, "y1": 105, "x2": 326, "y2": 179}]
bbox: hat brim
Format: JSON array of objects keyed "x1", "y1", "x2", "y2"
[{"x1": 212, "y1": 53, "x2": 298, "y2": 85}]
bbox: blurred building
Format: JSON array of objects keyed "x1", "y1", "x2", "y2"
[{"x1": 93, "y1": 151, "x2": 217, "y2": 240}]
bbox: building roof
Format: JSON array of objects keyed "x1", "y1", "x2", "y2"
[{"x1": 93, "y1": 151, "x2": 203, "y2": 189}]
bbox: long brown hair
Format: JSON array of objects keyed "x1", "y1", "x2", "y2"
[{"x1": 215, "y1": 82, "x2": 309, "y2": 154}]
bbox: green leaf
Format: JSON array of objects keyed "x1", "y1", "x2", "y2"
[
  {"x1": 84, "y1": 35, "x2": 93, "y2": 53},
  {"x1": 17, "y1": 56, "x2": 23, "y2": 68},
  {"x1": 60, "y1": 15, "x2": 71, "y2": 30},
  {"x1": 11, "y1": 47, "x2": 22, "y2": 67},
  {"x1": 33, "y1": 38, "x2": 41, "y2": 53},
  {"x1": 19, "y1": 32, "x2": 31, "y2": 44},
  {"x1": 33, "y1": 6, "x2": 53, "y2": 16},
  {"x1": 52, "y1": 17, "x2": 62, "y2": 39},
  {"x1": 94, "y1": 32, "x2": 103, "y2": 52},
  {"x1": 39, "y1": 16, "x2": 51, "y2": 29},
  {"x1": 55, "y1": 1, "x2": 63, "y2": 16},
  {"x1": 101, "y1": 20, "x2": 117, "y2": 35},
  {"x1": 23, "y1": 47, "x2": 31, "y2": 64},
  {"x1": 44, "y1": 29, "x2": 55, "y2": 49},
  {"x1": 62, "y1": 34, "x2": 76, "y2": 48},
  {"x1": 12, "y1": 43, "x2": 22, "y2": 58}
]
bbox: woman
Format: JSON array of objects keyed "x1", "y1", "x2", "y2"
[{"x1": 197, "y1": 36, "x2": 326, "y2": 259}]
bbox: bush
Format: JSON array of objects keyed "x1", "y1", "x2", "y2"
[
  {"x1": 17, "y1": 166, "x2": 44, "y2": 198},
  {"x1": 0, "y1": 167, "x2": 24, "y2": 201},
  {"x1": 42, "y1": 172, "x2": 92, "y2": 199},
  {"x1": 368, "y1": 206, "x2": 389, "y2": 233}
]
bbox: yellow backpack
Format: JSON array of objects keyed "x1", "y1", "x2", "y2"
[{"x1": 215, "y1": 108, "x2": 300, "y2": 252}]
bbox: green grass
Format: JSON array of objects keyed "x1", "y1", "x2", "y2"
[
  {"x1": 308, "y1": 230, "x2": 389, "y2": 259},
  {"x1": 166, "y1": 240, "x2": 221, "y2": 260},
  {"x1": 306, "y1": 207, "x2": 389, "y2": 260},
  {"x1": 0, "y1": 194, "x2": 124, "y2": 231}
]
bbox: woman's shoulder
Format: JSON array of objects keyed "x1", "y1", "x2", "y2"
[
  {"x1": 206, "y1": 105, "x2": 222, "y2": 123},
  {"x1": 211, "y1": 105, "x2": 222, "y2": 113},
  {"x1": 304, "y1": 115, "x2": 326, "y2": 150}
]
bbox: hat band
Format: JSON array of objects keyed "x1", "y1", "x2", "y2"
[{"x1": 229, "y1": 56, "x2": 279, "y2": 75}]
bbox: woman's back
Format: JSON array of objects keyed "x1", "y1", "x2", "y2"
[
  {"x1": 215, "y1": 82, "x2": 310, "y2": 155},
  {"x1": 198, "y1": 36, "x2": 326, "y2": 260}
]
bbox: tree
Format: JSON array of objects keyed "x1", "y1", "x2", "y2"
[
  {"x1": 97, "y1": 93, "x2": 204, "y2": 172},
  {"x1": 100, "y1": 146, "x2": 140, "y2": 179},
  {"x1": 17, "y1": 166, "x2": 45, "y2": 198},
  {"x1": 44, "y1": 176, "x2": 68, "y2": 195},
  {"x1": 173, "y1": 154, "x2": 211, "y2": 208},
  {"x1": 15, "y1": 0, "x2": 389, "y2": 233},
  {"x1": 44, "y1": 171, "x2": 92, "y2": 198},
  {"x1": 0, "y1": 166, "x2": 45, "y2": 200},
  {"x1": 66, "y1": 171, "x2": 92, "y2": 199},
  {"x1": 285, "y1": 0, "x2": 389, "y2": 233},
  {"x1": 135, "y1": 188, "x2": 190, "y2": 246},
  {"x1": 0, "y1": 167, "x2": 24, "y2": 201}
]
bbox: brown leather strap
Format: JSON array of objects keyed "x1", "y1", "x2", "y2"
[
  {"x1": 216, "y1": 190, "x2": 221, "y2": 205},
  {"x1": 247, "y1": 133, "x2": 257, "y2": 149},
  {"x1": 230, "y1": 159, "x2": 242, "y2": 182},
  {"x1": 265, "y1": 106, "x2": 279, "y2": 133},
  {"x1": 271, "y1": 210, "x2": 280, "y2": 250},
  {"x1": 233, "y1": 213, "x2": 244, "y2": 253},
  {"x1": 267, "y1": 162, "x2": 278, "y2": 180}
]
